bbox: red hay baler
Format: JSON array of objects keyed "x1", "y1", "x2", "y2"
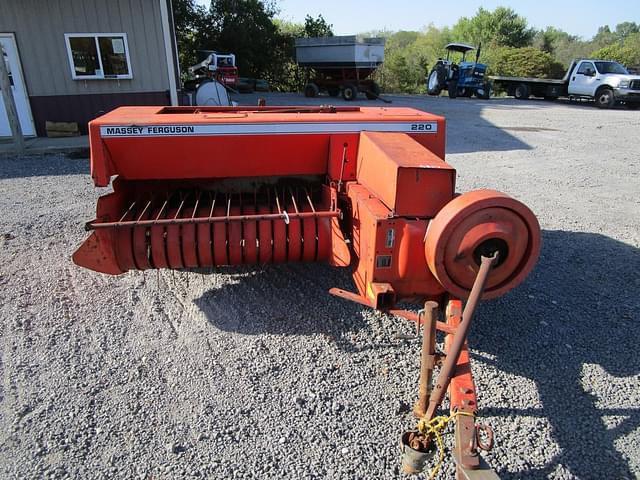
[{"x1": 73, "y1": 105, "x2": 540, "y2": 478}]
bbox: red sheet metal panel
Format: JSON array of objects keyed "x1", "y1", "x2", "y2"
[
  {"x1": 346, "y1": 183, "x2": 445, "y2": 302},
  {"x1": 356, "y1": 132, "x2": 456, "y2": 218},
  {"x1": 88, "y1": 106, "x2": 445, "y2": 187}
]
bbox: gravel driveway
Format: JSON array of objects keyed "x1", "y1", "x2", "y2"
[{"x1": 1, "y1": 93, "x2": 638, "y2": 479}]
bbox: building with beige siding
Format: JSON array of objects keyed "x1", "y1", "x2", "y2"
[{"x1": 0, "y1": 0, "x2": 179, "y2": 137}]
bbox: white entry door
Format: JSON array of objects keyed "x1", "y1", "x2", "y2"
[{"x1": 0, "y1": 33, "x2": 35, "y2": 137}]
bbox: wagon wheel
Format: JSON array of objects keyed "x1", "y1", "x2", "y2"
[
  {"x1": 342, "y1": 84, "x2": 358, "y2": 101},
  {"x1": 365, "y1": 82, "x2": 381, "y2": 100},
  {"x1": 304, "y1": 83, "x2": 319, "y2": 98}
]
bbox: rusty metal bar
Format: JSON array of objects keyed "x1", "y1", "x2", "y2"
[
  {"x1": 446, "y1": 300, "x2": 477, "y2": 415},
  {"x1": 455, "y1": 457, "x2": 500, "y2": 480},
  {"x1": 423, "y1": 252, "x2": 498, "y2": 422},
  {"x1": 87, "y1": 210, "x2": 340, "y2": 230},
  {"x1": 413, "y1": 301, "x2": 439, "y2": 418},
  {"x1": 446, "y1": 299, "x2": 481, "y2": 473},
  {"x1": 388, "y1": 308, "x2": 457, "y2": 335},
  {"x1": 337, "y1": 144, "x2": 348, "y2": 192}
]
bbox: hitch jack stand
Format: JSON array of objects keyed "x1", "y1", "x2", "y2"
[{"x1": 402, "y1": 253, "x2": 500, "y2": 479}]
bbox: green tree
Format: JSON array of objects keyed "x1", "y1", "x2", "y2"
[
  {"x1": 484, "y1": 47, "x2": 565, "y2": 78},
  {"x1": 272, "y1": 15, "x2": 335, "y2": 91},
  {"x1": 303, "y1": 14, "x2": 333, "y2": 37},
  {"x1": 591, "y1": 32, "x2": 640, "y2": 68},
  {"x1": 452, "y1": 7, "x2": 535, "y2": 48},
  {"x1": 205, "y1": 0, "x2": 284, "y2": 78},
  {"x1": 172, "y1": 0, "x2": 208, "y2": 75},
  {"x1": 614, "y1": 22, "x2": 640, "y2": 41}
]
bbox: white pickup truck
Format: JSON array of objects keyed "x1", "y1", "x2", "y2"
[{"x1": 490, "y1": 59, "x2": 640, "y2": 109}]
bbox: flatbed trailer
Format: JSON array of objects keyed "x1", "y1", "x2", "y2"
[
  {"x1": 489, "y1": 75, "x2": 567, "y2": 100},
  {"x1": 490, "y1": 59, "x2": 640, "y2": 108}
]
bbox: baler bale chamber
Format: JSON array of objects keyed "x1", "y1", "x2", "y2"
[{"x1": 73, "y1": 105, "x2": 540, "y2": 478}]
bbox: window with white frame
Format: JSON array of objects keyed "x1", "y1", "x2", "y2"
[{"x1": 64, "y1": 34, "x2": 132, "y2": 80}]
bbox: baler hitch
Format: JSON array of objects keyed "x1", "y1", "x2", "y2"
[{"x1": 401, "y1": 253, "x2": 500, "y2": 479}]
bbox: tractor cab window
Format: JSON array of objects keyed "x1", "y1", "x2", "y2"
[{"x1": 577, "y1": 62, "x2": 596, "y2": 76}]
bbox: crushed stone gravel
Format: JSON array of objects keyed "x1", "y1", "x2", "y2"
[{"x1": 0, "y1": 93, "x2": 638, "y2": 479}]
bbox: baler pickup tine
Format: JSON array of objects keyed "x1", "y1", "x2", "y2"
[
  {"x1": 155, "y1": 196, "x2": 169, "y2": 221},
  {"x1": 136, "y1": 197, "x2": 153, "y2": 223},
  {"x1": 209, "y1": 192, "x2": 216, "y2": 218},
  {"x1": 192, "y1": 192, "x2": 201, "y2": 219},
  {"x1": 304, "y1": 188, "x2": 316, "y2": 212},
  {"x1": 175, "y1": 192, "x2": 187, "y2": 219},
  {"x1": 119, "y1": 201, "x2": 137, "y2": 222},
  {"x1": 289, "y1": 188, "x2": 300, "y2": 214},
  {"x1": 275, "y1": 188, "x2": 282, "y2": 214}
]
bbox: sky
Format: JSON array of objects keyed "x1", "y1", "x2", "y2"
[{"x1": 196, "y1": 0, "x2": 640, "y2": 40}]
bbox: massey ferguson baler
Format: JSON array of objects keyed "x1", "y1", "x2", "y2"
[{"x1": 74, "y1": 105, "x2": 540, "y2": 478}]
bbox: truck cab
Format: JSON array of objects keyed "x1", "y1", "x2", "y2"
[{"x1": 568, "y1": 59, "x2": 640, "y2": 108}]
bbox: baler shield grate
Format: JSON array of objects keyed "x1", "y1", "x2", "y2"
[{"x1": 83, "y1": 185, "x2": 338, "y2": 271}]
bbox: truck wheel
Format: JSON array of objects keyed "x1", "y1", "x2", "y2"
[
  {"x1": 304, "y1": 83, "x2": 319, "y2": 98},
  {"x1": 327, "y1": 87, "x2": 339, "y2": 97},
  {"x1": 365, "y1": 82, "x2": 381, "y2": 100},
  {"x1": 342, "y1": 84, "x2": 358, "y2": 101},
  {"x1": 448, "y1": 81, "x2": 458, "y2": 99},
  {"x1": 595, "y1": 88, "x2": 615, "y2": 109},
  {"x1": 514, "y1": 84, "x2": 529, "y2": 100},
  {"x1": 427, "y1": 64, "x2": 446, "y2": 95}
]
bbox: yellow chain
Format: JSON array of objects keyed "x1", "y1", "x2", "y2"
[{"x1": 416, "y1": 411, "x2": 476, "y2": 480}]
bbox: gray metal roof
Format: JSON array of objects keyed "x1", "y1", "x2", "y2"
[
  {"x1": 445, "y1": 43, "x2": 476, "y2": 53},
  {"x1": 295, "y1": 35, "x2": 385, "y2": 47}
]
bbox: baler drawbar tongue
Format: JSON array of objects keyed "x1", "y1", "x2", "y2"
[{"x1": 73, "y1": 105, "x2": 541, "y2": 479}]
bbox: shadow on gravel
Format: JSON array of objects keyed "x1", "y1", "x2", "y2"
[
  {"x1": 0, "y1": 154, "x2": 88, "y2": 180},
  {"x1": 191, "y1": 229, "x2": 639, "y2": 477},
  {"x1": 194, "y1": 263, "x2": 371, "y2": 352},
  {"x1": 474, "y1": 230, "x2": 639, "y2": 479}
]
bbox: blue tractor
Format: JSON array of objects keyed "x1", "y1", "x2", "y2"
[{"x1": 427, "y1": 43, "x2": 490, "y2": 99}]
